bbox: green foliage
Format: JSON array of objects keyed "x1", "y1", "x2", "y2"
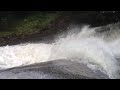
[{"x1": 0, "y1": 12, "x2": 60, "y2": 37}]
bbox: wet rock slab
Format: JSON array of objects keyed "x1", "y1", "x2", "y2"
[{"x1": 0, "y1": 60, "x2": 109, "y2": 79}]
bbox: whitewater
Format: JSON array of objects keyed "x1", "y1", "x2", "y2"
[{"x1": 0, "y1": 23, "x2": 120, "y2": 79}]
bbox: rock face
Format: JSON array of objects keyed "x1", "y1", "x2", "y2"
[{"x1": 0, "y1": 60, "x2": 109, "y2": 79}]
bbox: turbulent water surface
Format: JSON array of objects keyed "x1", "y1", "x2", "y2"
[{"x1": 0, "y1": 23, "x2": 120, "y2": 79}]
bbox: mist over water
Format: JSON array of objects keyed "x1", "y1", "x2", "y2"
[{"x1": 0, "y1": 23, "x2": 120, "y2": 79}]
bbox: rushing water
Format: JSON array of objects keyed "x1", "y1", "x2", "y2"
[{"x1": 0, "y1": 23, "x2": 120, "y2": 79}]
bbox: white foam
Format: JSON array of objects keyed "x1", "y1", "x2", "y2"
[
  {"x1": 50, "y1": 26, "x2": 120, "y2": 79},
  {"x1": 0, "y1": 43, "x2": 53, "y2": 69},
  {"x1": 0, "y1": 25, "x2": 120, "y2": 79}
]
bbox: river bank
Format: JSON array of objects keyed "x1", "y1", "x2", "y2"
[
  {"x1": 0, "y1": 11, "x2": 120, "y2": 46},
  {"x1": 0, "y1": 13, "x2": 70, "y2": 46}
]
